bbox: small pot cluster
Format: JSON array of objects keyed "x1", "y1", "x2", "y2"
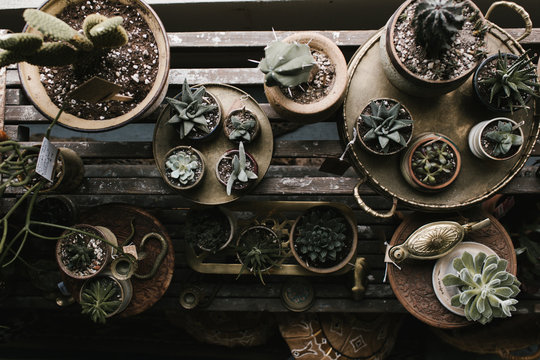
[{"x1": 163, "y1": 80, "x2": 260, "y2": 196}]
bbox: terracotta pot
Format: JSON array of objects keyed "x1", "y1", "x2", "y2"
[
  {"x1": 223, "y1": 107, "x2": 260, "y2": 144},
  {"x1": 356, "y1": 98, "x2": 414, "y2": 155},
  {"x1": 263, "y1": 32, "x2": 347, "y2": 122},
  {"x1": 236, "y1": 225, "x2": 281, "y2": 273},
  {"x1": 379, "y1": 0, "x2": 485, "y2": 97},
  {"x1": 162, "y1": 146, "x2": 206, "y2": 191},
  {"x1": 289, "y1": 205, "x2": 358, "y2": 274},
  {"x1": 56, "y1": 224, "x2": 118, "y2": 280},
  {"x1": 400, "y1": 133, "x2": 461, "y2": 192},
  {"x1": 468, "y1": 117, "x2": 524, "y2": 160},
  {"x1": 185, "y1": 206, "x2": 236, "y2": 252},
  {"x1": 79, "y1": 271, "x2": 133, "y2": 318},
  {"x1": 18, "y1": 0, "x2": 170, "y2": 131},
  {"x1": 215, "y1": 148, "x2": 258, "y2": 191}
]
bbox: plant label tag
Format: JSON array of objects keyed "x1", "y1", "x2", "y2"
[
  {"x1": 36, "y1": 138, "x2": 58, "y2": 182},
  {"x1": 319, "y1": 158, "x2": 351, "y2": 175},
  {"x1": 67, "y1": 76, "x2": 133, "y2": 103},
  {"x1": 123, "y1": 245, "x2": 138, "y2": 260}
]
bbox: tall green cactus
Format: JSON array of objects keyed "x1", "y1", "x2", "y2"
[
  {"x1": 0, "y1": 9, "x2": 128, "y2": 67},
  {"x1": 412, "y1": 0, "x2": 465, "y2": 58}
]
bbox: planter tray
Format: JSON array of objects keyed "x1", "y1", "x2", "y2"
[
  {"x1": 387, "y1": 211, "x2": 516, "y2": 329},
  {"x1": 153, "y1": 83, "x2": 273, "y2": 205},
  {"x1": 185, "y1": 201, "x2": 357, "y2": 276},
  {"x1": 340, "y1": 27, "x2": 540, "y2": 211},
  {"x1": 62, "y1": 204, "x2": 175, "y2": 317}
]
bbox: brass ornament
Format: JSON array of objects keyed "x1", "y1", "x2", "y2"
[{"x1": 389, "y1": 218, "x2": 491, "y2": 262}]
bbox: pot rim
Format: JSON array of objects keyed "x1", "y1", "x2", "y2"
[
  {"x1": 472, "y1": 117, "x2": 524, "y2": 160},
  {"x1": 188, "y1": 206, "x2": 236, "y2": 252}
]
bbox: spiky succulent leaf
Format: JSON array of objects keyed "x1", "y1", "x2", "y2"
[
  {"x1": 441, "y1": 251, "x2": 520, "y2": 324},
  {"x1": 259, "y1": 40, "x2": 316, "y2": 87},
  {"x1": 80, "y1": 277, "x2": 122, "y2": 324},
  {"x1": 236, "y1": 227, "x2": 282, "y2": 285},
  {"x1": 225, "y1": 142, "x2": 257, "y2": 196},
  {"x1": 228, "y1": 114, "x2": 257, "y2": 142}
]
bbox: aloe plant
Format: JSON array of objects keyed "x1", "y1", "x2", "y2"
[
  {"x1": 236, "y1": 227, "x2": 282, "y2": 285},
  {"x1": 226, "y1": 142, "x2": 258, "y2": 196},
  {"x1": 442, "y1": 251, "x2": 520, "y2": 324},
  {"x1": 80, "y1": 277, "x2": 122, "y2": 324},
  {"x1": 485, "y1": 121, "x2": 523, "y2": 157}
]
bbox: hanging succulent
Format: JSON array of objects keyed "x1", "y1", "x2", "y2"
[{"x1": 442, "y1": 251, "x2": 520, "y2": 324}]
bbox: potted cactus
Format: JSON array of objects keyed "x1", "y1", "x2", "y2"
[
  {"x1": 442, "y1": 251, "x2": 520, "y2": 324},
  {"x1": 468, "y1": 118, "x2": 524, "y2": 160},
  {"x1": 380, "y1": 0, "x2": 487, "y2": 97},
  {"x1": 215, "y1": 142, "x2": 258, "y2": 196},
  {"x1": 8, "y1": 0, "x2": 170, "y2": 131},
  {"x1": 290, "y1": 205, "x2": 358, "y2": 274},
  {"x1": 401, "y1": 133, "x2": 461, "y2": 191},
  {"x1": 473, "y1": 51, "x2": 540, "y2": 113},
  {"x1": 223, "y1": 107, "x2": 260, "y2": 144},
  {"x1": 236, "y1": 225, "x2": 283, "y2": 285},
  {"x1": 80, "y1": 271, "x2": 133, "y2": 324},
  {"x1": 163, "y1": 145, "x2": 205, "y2": 190},
  {"x1": 185, "y1": 207, "x2": 236, "y2": 253},
  {"x1": 56, "y1": 224, "x2": 118, "y2": 280},
  {"x1": 356, "y1": 98, "x2": 414, "y2": 155},
  {"x1": 166, "y1": 80, "x2": 222, "y2": 140},
  {"x1": 258, "y1": 32, "x2": 348, "y2": 122}
]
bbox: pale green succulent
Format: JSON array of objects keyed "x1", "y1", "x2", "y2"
[
  {"x1": 80, "y1": 277, "x2": 122, "y2": 324},
  {"x1": 226, "y1": 142, "x2": 258, "y2": 196},
  {"x1": 165, "y1": 150, "x2": 201, "y2": 185},
  {"x1": 258, "y1": 40, "x2": 316, "y2": 87},
  {"x1": 485, "y1": 121, "x2": 523, "y2": 157},
  {"x1": 228, "y1": 113, "x2": 256, "y2": 142},
  {"x1": 442, "y1": 251, "x2": 520, "y2": 324},
  {"x1": 166, "y1": 80, "x2": 217, "y2": 139}
]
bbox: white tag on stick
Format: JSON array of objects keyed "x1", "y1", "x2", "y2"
[{"x1": 36, "y1": 138, "x2": 59, "y2": 182}]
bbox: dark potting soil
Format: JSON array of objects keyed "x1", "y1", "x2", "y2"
[
  {"x1": 480, "y1": 122, "x2": 520, "y2": 158},
  {"x1": 165, "y1": 148, "x2": 203, "y2": 187},
  {"x1": 411, "y1": 140, "x2": 458, "y2": 186},
  {"x1": 393, "y1": 2, "x2": 486, "y2": 81},
  {"x1": 217, "y1": 151, "x2": 257, "y2": 190},
  {"x1": 186, "y1": 92, "x2": 221, "y2": 139},
  {"x1": 357, "y1": 99, "x2": 413, "y2": 154},
  {"x1": 279, "y1": 50, "x2": 335, "y2": 104},
  {"x1": 224, "y1": 109, "x2": 258, "y2": 141},
  {"x1": 39, "y1": 0, "x2": 159, "y2": 120}
]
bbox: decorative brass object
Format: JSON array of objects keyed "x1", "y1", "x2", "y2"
[
  {"x1": 351, "y1": 257, "x2": 368, "y2": 301},
  {"x1": 388, "y1": 218, "x2": 491, "y2": 262}
]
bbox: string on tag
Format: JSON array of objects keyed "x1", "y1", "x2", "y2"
[{"x1": 339, "y1": 128, "x2": 358, "y2": 161}]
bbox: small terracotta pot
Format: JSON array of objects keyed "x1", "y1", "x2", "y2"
[
  {"x1": 400, "y1": 133, "x2": 461, "y2": 192},
  {"x1": 186, "y1": 206, "x2": 237, "y2": 252},
  {"x1": 236, "y1": 225, "x2": 281, "y2": 273},
  {"x1": 215, "y1": 148, "x2": 258, "y2": 191},
  {"x1": 468, "y1": 118, "x2": 524, "y2": 160},
  {"x1": 223, "y1": 108, "x2": 260, "y2": 144},
  {"x1": 263, "y1": 31, "x2": 348, "y2": 122},
  {"x1": 356, "y1": 98, "x2": 414, "y2": 156},
  {"x1": 289, "y1": 205, "x2": 358, "y2": 274},
  {"x1": 163, "y1": 145, "x2": 205, "y2": 191},
  {"x1": 56, "y1": 224, "x2": 118, "y2": 280},
  {"x1": 79, "y1": 271, "x2": 133, "y2": 318}
]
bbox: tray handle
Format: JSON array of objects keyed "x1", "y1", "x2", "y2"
[
  {"x1": 354, "y1": 177, "x2": 397, "y2": 219},
  {"x1": 497, "y1": 348, "x2": 540, "y2": 360},
  {"x1": 485, "y1": 1, "x2": 532, "y2": 42}
]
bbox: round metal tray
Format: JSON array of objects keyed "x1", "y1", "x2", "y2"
[
  {"x1": 341, "y1": 28, "x2": 539, "y2": 212},
  {"x1": 153, "y1": 83, "x2": 273, "y2": 205}
]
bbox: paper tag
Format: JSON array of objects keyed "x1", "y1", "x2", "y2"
[
  {"x1": 319, "y1": 158, "x2": 351, "y2": 175},
  {"x1": 36, "y1": 138, "x2": 58, "y2": 182},
  {"x1": 123, "y1": 245, "x2": 138, "y2": 260}
]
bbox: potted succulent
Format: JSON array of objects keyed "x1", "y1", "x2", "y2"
[
  {"x1": 223, "y1": 107, "x2": 260, "y2": 144},
  {"x1": 185, "y1": 207, "x2": 236, "y2": 253},
  {"x1": 442, "y1": 251, "x2": 520, "y2": 324},
  {"x1": 236, "y1": 225, "x2": 283, "y2": 284},
  {"x1": 401, "y1": 133, "x2": 461, "y2": 192},
  {"x1": 215, "y1": 142, "x2": 258, "y2": 196},
  {"x1": 56, "y1": 224, "x2": 118, "y2": 280},
  {"x1": 356, "y1": 98, "x2": 414, "y2": 155},
  {"x1": 165, "y1": 80, "x2": 222, "y2": 140},
  {"x1": 80, "y1": 271, "x2": 133, "y2": 324},
  {"x1": 10, "y1": 0, "x2": 170, "y2": 131},
  {"x1": 468, "y1": 118, "x2": 524, "y2": 160},
  {"x1": 473, "y1": 51, "x2": 540, "y2": 113},
  {"x1": 258, "y1": 32, "x2": 348, "y2": 122},
  {"x1": 289, "y1": 205, "x2": 358, "y2": 274},
  {"x1": 380, "y1": 0, "x2": 487, "y2": 97},
  {"x1": 163, "y1": 145, "x2": 205, "y2": 190}
]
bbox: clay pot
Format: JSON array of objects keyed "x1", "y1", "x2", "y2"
[
  {"x1": 215, "y1": 148, "x2": 258, "y2": 192},
  {"x1": 79, "y1": 271, "x2": 133, "y2": 318},
  {"x1": 162, "y1": 146, "x2": 206, "y2": 191},
  {"x1": 223, "y1": 107, "x2": 260, "y2": 144}
]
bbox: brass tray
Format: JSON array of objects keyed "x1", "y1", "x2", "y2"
[
  {"x1": 153, "y1": 83, "x2": 273, "y2": 205},
  {"x1": 185, "y1": 201, "x2": 357, "y2": 276},
  {"x1": 341, "y1": 28, "x2": 540, "y2": 214}
]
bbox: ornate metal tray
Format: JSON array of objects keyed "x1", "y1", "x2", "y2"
[
  {"x1": 340, "y1": 27, "x2": 539, "y2": 215},
  {"x1": 153, "y1": 83, "x2": 273, "y2": 205}
]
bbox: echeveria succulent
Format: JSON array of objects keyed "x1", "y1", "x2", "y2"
[{"x1": 165, "y1": 150, "x2": 201, "y2": 185}]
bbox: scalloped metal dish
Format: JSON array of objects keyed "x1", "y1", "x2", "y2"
[{"x1": 340, "y1": 27, "x2": 539, "y2": 211}]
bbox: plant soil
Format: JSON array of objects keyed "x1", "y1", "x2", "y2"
[
  {"x1": 224, "y1": 109, "x2": 258, "y2": 142},
  {"x1": 393, "y1": 2, "x2": 485, "y2": 81},
  {"x1": 279, "y1": 50, "x2": 335, "y2": 104},
  {"x1": 185, "y1": 208, "x2": 231, "y2": 252},
  {"x1": 481, "y1": 122, "x2": 521, "y2": 158},
  {"x1": 59, "y1": 226, "x2": 108, "y2": 277},
  {"x1": 357, "y1": 99, "x2": 413, "y2": 154},
  {"x1": 217, "y1": 150, "x2": 257, "y2": 191},
  {"x1": 185, "y1": 92, "x2": 221, "y2": 139},
  {"x1": 165, "y1": 148, "x2": 203, "y2": 187},
  {"x1": 411, "y1": 140, "x2": 457, "y2": 186},
  {"x1": 39, "y1": 0, "x2": 159, "y2": 120}
]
